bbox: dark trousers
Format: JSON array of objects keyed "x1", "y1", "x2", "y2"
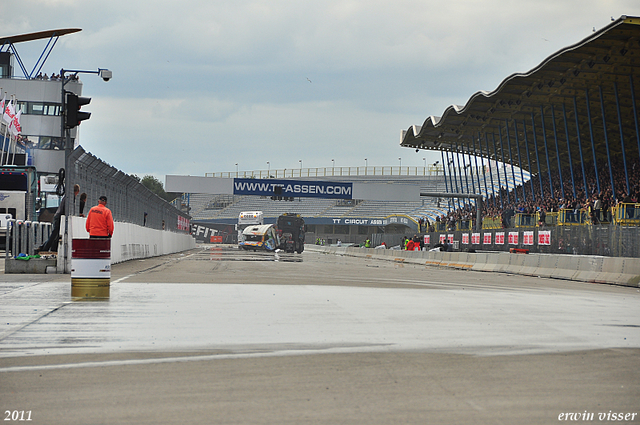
[{"x1": 39, "y1": 216, "x2": 61, "y2": 252}]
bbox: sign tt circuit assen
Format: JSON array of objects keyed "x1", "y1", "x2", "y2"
[{"x1": 233, "y1": 178, "x2": 353, "y2": 199}]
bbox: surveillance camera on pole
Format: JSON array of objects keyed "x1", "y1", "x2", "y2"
[{"x1": 99, "y1": 69, "x2": 112, "y2": 82}]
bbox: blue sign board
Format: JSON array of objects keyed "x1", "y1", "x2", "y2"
[{"x1": 233, "y1": 178, "x2": 353, "y2": 199}]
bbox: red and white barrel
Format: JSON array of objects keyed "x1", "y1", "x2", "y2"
[{"x1": 71, "y1": 239, "x2": 111, "y2": 299}]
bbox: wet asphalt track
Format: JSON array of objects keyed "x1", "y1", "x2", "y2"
[{"x1": 0, "y1": 245, "x2": 639, "y2": 424}]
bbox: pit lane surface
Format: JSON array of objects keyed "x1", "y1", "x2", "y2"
[{"x1": 1, "y1": 246, "x2": 638, "y2": 424}]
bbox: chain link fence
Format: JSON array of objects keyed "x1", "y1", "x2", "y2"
[{"x1": 69, "y1": 147, "x2": 189, "y2": 233}]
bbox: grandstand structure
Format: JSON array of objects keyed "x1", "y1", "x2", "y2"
[{"x1": 402, "y1": 15, "x2": 640, "y2": 212}]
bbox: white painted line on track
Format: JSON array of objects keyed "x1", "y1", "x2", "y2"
[{"x1": 0, "y1": 345, "x2": 391, "y2": 373}]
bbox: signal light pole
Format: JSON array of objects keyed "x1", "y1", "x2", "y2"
[{"x1": 60, "y1": 68, "x2": 112, "y2": 273}]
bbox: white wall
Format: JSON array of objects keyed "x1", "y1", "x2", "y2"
[{"x1": 61, "y1": 216, "x2": 195, "y2": 270}]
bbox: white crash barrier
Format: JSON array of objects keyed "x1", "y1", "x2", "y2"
[{"x1": 305, "y1": 245, "x2": 640, "y2": 288}]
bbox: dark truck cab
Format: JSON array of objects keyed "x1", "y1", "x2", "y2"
[{"x1": 276, "y1": 213, "x2": 305, "y2": 253}]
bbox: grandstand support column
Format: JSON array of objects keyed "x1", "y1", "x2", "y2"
[
  {"x1": 457, "y1": 148, "x2": 469, "y2": 208},
  {"x1": 491, "y1": 133, "x2": 504, "y2": 210},
  {"x1": 472, "y1": 137, "x2": 483, "y2": 209},
  {"x1": 614, "y1": 81, "x2": 631, "y2": 195},
  {"x1": 598, "y1": 85, "x2": 616, "y2": 198},
  {"x1": 561, "y1": 103, "x2": 577, "y2": 199},
  {"x1": 475, "y1": 133, "x2": 490, "y2": 206},
  {"x1": 446, "y1": 151, "x2": 456, "y2": 210},
  {"x1": 550, "y1": 104, "x2": 565, "y2": 200},
  {"x1": 504, "y1": 120, "x2": 519, "y2": 203},
  {"x1": 585, "y1": 89, "x2": 601, "y2": 194},
  {"x1": 572, "y1": 97, "x2": 589, "y2": 197},
  {"x1": 530, "y1": 112, "x2": 544, "y2": 199},
  {"x1": 630, "y1": 75, "x2": 640, "y2": 164},
  {"x1": 522, "y1": 119, "x2": 536, "y2": 202},
  {"x1": 441, "y1": 150, "x2": 451, "y2": 210},
  {"x1": 451, "y1": 149, "x2": 464, "y2": 208},
  {"x1": 464, "y1": 144, "x2": 477, "y2": 209},
  {"x1": 540, "y1": 106, "x2": 555, "y2": 198},
  {"x1": 498, "y1": 126, "x2": 510, "y2": 204},
  {"x1": 513, "y1": 120, "x2": 526, "y2": 202},
  {"x1": 485, "y1": 133, "x2": 497, "y2": 207},
  {"x1": 449, "y1": 150, "x2": 461, "y2": 210}
]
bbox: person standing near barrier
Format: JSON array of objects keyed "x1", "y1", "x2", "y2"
[
  {"x1": 37, "y1": 184, "x2": 80, "y2": 253},
  {"x1": 86, "y1": 196, "x2": 114, "y2": 239},
  {"x1": 79, "y1": 192, "x2": 87, "y2": 217}
]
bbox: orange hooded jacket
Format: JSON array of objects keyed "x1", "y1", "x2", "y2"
[{"x1": 85, "y1": 203, "x2": 114, "y2": 237}]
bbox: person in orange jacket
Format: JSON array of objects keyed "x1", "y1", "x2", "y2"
[
  {"x1": 405, "y1": 238, "x2": 415, "y2": 251},
  {"x1": 85, "y1": 195, "x2": 114, "y2": 238}
]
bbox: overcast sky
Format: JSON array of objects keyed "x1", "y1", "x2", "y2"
[{"x1": 2, "y1": 1, "x2": 637, "y2": 180}]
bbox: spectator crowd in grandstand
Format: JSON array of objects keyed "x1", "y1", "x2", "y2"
[{"x1": 422, "y1": 157, "x2": 639, "y2": 231}]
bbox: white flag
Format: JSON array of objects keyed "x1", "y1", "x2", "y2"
[
  {"x1": 10, "y1": 110, "x2": 22, "y2": 136},
  {"x1": 2, "y1": 100, "x2": 15, "y2": 125}
]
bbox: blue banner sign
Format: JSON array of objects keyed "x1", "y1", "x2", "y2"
[{"x1": 233, "y1": 178, "x2": 353, "y2": 199}]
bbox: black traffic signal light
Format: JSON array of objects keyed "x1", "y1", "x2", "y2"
[{"x1": 65, "y1": 91, "x2": 91, "y2": 129}]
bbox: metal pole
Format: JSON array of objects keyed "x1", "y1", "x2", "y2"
[
  {"x1": 450, "y1": 150, "x2": 461, "y2": 210},
  {"x1": 441, "y1": 150, "x2": 450, "y2": 211},
  {"x1": 614, "y1": 81, "x2": 631, "y2": 195},
  {"x1": 513, "y1": 120, "x2": 526, "y2": 202},
  {"x1": 530, "y1": 112, "x2": 544, "y2": 199},
  {"x1": 585, "y1": 89, "x2": 600, "y2": 194},
  {"x1": 505, "y1": 120, "x2": 518, "y2": 203},
  {"x1": 457, "y1": 148, "x2": 469, "y2": 208},
  {"x1": 573, "y1": 96, "x2": 589, "y2": 197},
  {"x1": 491, "y1": 133, "x2": 504, "y2": 210},
  {"x1": 540, "y1": 106, "x2": 554, "y2": 198},
  {"x1": 630, "y1": 75, "x2": 640, "y2": 165},
  {"x1": 598, "y1": 85, "x2": 616, "y2": 198},
  {"x1": 550, "y1": 104, "x2": 565, "y2": 200},
  {"x1": 522, "y1": 119, "x2": 536, "y2": 202},
  {"x1": 475, "y1": 133, "x2": 489, "y2": 206},
  {"x1": 561, "y1": 103, "x2": 576, "y2": 199},
  {"x1": 464, "y1": 144, "x2": 476, "y2": 210},
  {"x1": 60, "y1": 71, "x2": 71, "y2": 273},
  {"x1": 497, "y1": 126, "x2": 510, "y2": 205},
  {"x1": 485, "y1": 133, "x2": 496, "y2": 208}
]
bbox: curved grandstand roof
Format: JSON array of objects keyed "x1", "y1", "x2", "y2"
[{"x1": 401, "y1": 15, "x2": 640, "y2": 174}]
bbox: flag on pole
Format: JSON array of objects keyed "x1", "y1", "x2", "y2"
[
  {"x1": 2, "y1": 100, "x2": 15, "y2": 125},
  {"x1": 10, "y1": 110, "x2": 21, "y2": 136}
]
